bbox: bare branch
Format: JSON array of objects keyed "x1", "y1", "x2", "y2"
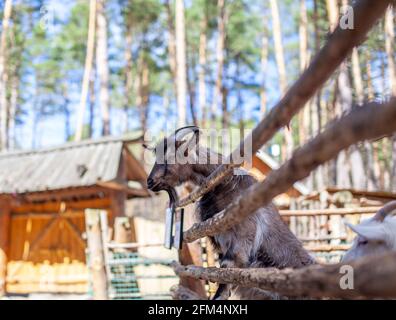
[
  {"x1": 172, "y1": 251, "x2": 396, "y2": 299},
  {"x1": 170, "y1": 284, "x2": 206, "y2": 300}
]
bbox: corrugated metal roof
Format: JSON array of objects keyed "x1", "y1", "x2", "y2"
[{"x1": 0, "y1": 138, "x2": 132, "y2": 194}]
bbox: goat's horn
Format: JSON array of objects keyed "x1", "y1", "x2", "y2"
[
  {"x1": 373, "y1": 200, "x2": 396, "y2": 222},
  {"x1": 174, "y1": 126, "x2": 200, "y2": 141}
]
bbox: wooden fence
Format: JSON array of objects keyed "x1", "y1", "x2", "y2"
[{"x1": 170, "y1": 0, "x2": 396, "y2": 300}]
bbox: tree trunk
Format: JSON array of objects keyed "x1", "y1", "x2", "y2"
[
  {"x1": 351, "y1": 45, "x2": 373, "y2": 189},
  {"x1": 311, "y1": 0, "x2": 325, "y2": 190},
  {"x1": 123, "y1": 23, "x2": 134, "y2": 133},
  {"x1": 365, "y1": 51, "x2": 381, "y2": 190},
  {"x1": 384, "y1": 7, "x2": 396, "y2": 191},
  {"x1": 351, "y1": 49, "x2": 364, "y2": 104},
  {"x1": 88, "y1": 59, "x2": 96, "y2": 138},
  {"x1": 198, "y1": 7, "x2": 208, "y2": 127},
  {"x1": 269, "y1": 0, "x2": 293, "y2": 158},
  {"x1": 269, "y1": 0, "x2": 287, "y2": 93},
  {"x1": 62, "y1": 84, "x2": 71, "y2": 141},
  {"x1": 75, "y1": 0, "x2": 96, "y2": 141},
  {"x1": 186, "y1": 48, "x2": 198, "y2": 126},
  {"x1": 8, "y1": 74, "x2": 18, "y2": 150},
  {"x1": 175, "y1": 0, "x2": 187, "y2": 127},
  {"x1": 165, "y1": 0, "x2": 177, "y2": 99},
  {"x1": 96, "y1": 0, "x2": 111, "y2": 136},
  {"x1": 141, "y1": 58, "x2": 150, "y2": 136},
  {"x1": 366, "y1": 52, "x2": 375, "y2": 100},
  {"x1": 298, "y1": 0, "x2": 309, "y2": 145},
  {"x1": 385, "y1": 7, "x2": 396, "y2": 96},
  {"x1": 0, "y1": 0, "x2": 13, "y2": 150},
  {"x1": 236, "y1": 57, "x2": 245, "y2": 139},
  {"x1": 136, "y1": 53, "x2": 149, "y2": 159},
  {"x1": 326, "y1": 0, "x2": 365, "y2": 189},
  {"x1": 260, "y1": 30, "x2": 268, "y2": 115},
  {"x1": 211, "y1": 0, "x2": 226, "y2": 130},
  {"x1": 339, "y1": 58, "x2": 365, "y2": 190}
]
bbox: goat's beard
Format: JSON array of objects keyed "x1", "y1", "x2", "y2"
[{"x1": 165, "y1": 186, "x2": 179, "y2": 208}]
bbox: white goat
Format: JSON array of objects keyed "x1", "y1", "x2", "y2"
[{"x1": 342, "y1": 201, "x2": 396, "y2": 262}]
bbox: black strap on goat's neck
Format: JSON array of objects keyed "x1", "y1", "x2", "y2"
[{"x1": 166, "y1": 187, "x2": 178, "y2": 211}]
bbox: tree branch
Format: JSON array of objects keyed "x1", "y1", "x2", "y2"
[{"x1": 172, "y1": 251, "x2": 396, "y2": 299}]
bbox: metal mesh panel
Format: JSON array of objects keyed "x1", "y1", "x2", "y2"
[{"x1": 107, "y1": 251, "x2": 178, "y2": 300}]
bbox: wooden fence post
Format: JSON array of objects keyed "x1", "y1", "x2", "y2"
[
  {"x1": 85, "y1": 209, "x2": 108, "y2": 300},
  {"x1": 0, "y1": 200, "x2": 10, "y2": 297},
  {"x1": 113, "y1": 217, "x2": 136, "y2": 247},
  {"x1": 178, "y1": 200, "x2": 207, "y2": 298}
]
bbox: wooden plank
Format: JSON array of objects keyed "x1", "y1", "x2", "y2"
[
  {"x1": 63, "y1": 218, "x2": 86, "y2": 250},
  {"x1": 0, "y1": 201, "x2": 10, "y2": 296},
  {"x1": 279, "y1": 206, "x2": 381, "y2": 216},
  {"x1": 12, "y1": 198, "x2": 111, "y2": 214},
  {"x1": 113, "y1": 217, "x2": 136, "y2": 245},
  {"x1": 85, "y1": 210, "x2": 108, "y2": 300},
  {"x1": 177, "y1": 199, "x2": 207, "y2": 298},
  {"x1": 106, "y1": 242, "x2": 163, "y2": 249},
  {"x1": 326, "y1": 187, "x2": 396, "y2": 200},
  {"x1": 17, "y1": 186, "x2": 110, "y2": 203},
  {"x1": 123, "y1": 146, "x2": 147, "y2": 183},
  {"x1": 109, "y1": 191, "x2": 126, "y2": 225},
  {"x1": 96, "y1": 181, "x2": 149, "y2": 197},
  {"x1": 304, "y1": 244, "x2": 350, "y2": 252},
  {"x1": 11, "y1": 211, "x2": 85, "y2": 219},
  {"x1": 99, "y1": 211, "x2": 111, "y2": 287},
  {"x1": 28, "y1": 217, "x2": 59, "y2": 253},
  {"x1": 299, "y1": 235, "x2": 347, "y2": 242}
]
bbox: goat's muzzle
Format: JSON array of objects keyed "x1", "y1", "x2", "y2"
[{"x1": 147, "y1": 177, "x2": 168, "y2": 192}]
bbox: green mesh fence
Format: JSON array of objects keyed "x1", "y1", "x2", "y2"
[{"x1": 107, "y1": 251, "x2": 178, "y2": 300}]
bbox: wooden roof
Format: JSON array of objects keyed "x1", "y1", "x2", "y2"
[{"x1": 0, "y1": 136, "x2": 148, "y2": 196}]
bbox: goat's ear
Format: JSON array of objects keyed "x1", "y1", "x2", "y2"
[
  {"x1": 175, "y1": 130, "x2": 199, "y2": 149},
  {"x1": 345, "y1": 222, "x2": 387, "y2": 241}
]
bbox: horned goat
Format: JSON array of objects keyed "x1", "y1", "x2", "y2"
[
  {"x1": 342, "y1": 201, "x2": 396, "y2": 262},
  {"x1": 146, "y1": 126, "x2": 315, "y2": 299}
]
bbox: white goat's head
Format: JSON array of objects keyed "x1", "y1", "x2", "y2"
[{"x1": 342, "y1": 201, "x2": 396, "y2": 262}]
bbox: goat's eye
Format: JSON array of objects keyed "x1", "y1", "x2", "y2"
[{"x1": 358, "y1": 239, "x2": 368, "y2": 245}]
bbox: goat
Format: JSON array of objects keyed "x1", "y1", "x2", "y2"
[
  {"x1": 146, "y1": 126, "x2": 315, "y2": 299},
  {"x1": 342, "y1": 201, "x2": 396, "y2": 262}
]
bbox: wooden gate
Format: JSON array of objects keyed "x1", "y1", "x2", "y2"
[{"x1": 6, "y1": 211, "x2": 89, "y2": 294}]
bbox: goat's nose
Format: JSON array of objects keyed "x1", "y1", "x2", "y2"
[{"x1": 147, "y1": 178, "x2": 154, "y2": 188}]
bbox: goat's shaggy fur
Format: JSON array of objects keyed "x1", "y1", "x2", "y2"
[{"x1": 147, "y1": 132, "x2": 315, "y2": 299}]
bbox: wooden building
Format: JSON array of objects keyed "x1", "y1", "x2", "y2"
[
  {"x1": 248, "y1": 151, "x2": 308, "y2": 207},
  {"x1": 0, "y1": 137, "x2": 148, "y2": 296}
]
